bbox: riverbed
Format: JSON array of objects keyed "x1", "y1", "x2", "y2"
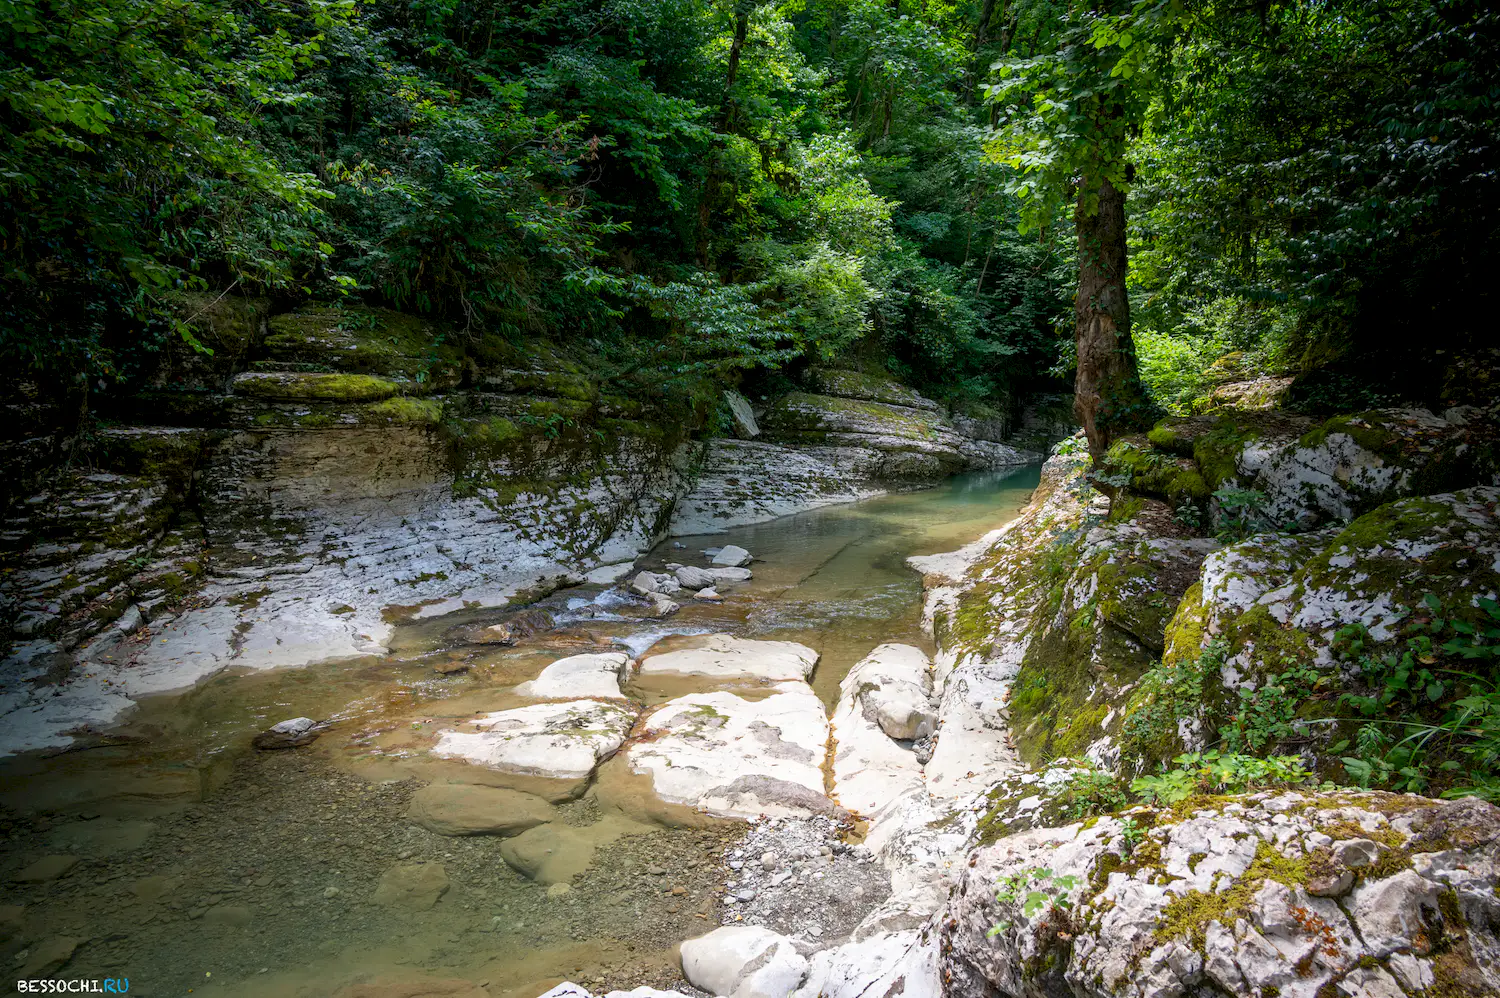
[{"x1": 0, "y1": 466, "x2": 1038, "y2": 996}]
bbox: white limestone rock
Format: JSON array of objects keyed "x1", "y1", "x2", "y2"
[
  {"x1": 432, "y1": 699, "x2": 638, "y2": 781},
  {"x1": 712, "y1": 544, "x2": 753, "y2": 567},
  {"x1": 631, "y1": 571, "x2": 682, "y2": 596},
  {"x1": 627, "y1": 681, "x2": 836, "y2": 819},
  {"x1": 940, "y1": 793, "x2": 1500, "y2": 998},
  {"x1": 831, "y1": 646, "x2": 929, "y2": 816},
  {"x1": 844, "y1": 643, "x2": 935, "y2": 740},
  {"x1": 792, "y1": 929, "x2": 939, "y2": 998},
  {"x1": 536, "y1": 986, "x2": 695, "y2": 998},
  {"x1": 513, "y1": 653, "x2": 631, "y2": 699},
  {"x1": 724, "y1": 390, "x2": 761, "y2": 439},
  {"x1": 675, "y1": 565, "x2": 752, "y2": 589},
  {"x1": 680, "y1": 926, "x2": 809, "y2": 998},
  {"x1": 637, "y1": 634, "x2": 818, "y2": 682}
]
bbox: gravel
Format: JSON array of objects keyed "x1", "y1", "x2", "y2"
[{"x1": 715, "y1": 815, "x2": 891, "y2": 945}]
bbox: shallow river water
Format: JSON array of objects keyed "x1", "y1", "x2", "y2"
[{"x1": 0, "y1": 466, "x2": 1038, "y2": 997}]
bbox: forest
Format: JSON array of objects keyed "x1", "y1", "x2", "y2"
[{"x1": 3, "y1": 0, "x2": 1496, "y2": 432}]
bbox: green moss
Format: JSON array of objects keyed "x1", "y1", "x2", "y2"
[
  {"x1": 763, "y1": 391, "x2": 943, "y2": 439},
  {"x1": 264, "y1": 306, "x2": 462, "y2": 383},
  {"x1": 1297, "y1": 412, "x2": 1397, "y2": 454},
  {"x1": 1054, "y1": 702, "x2": 1112, "y2": 757},
  {"x1": 369, "y1": 397, "x2": 444, "y2": 425},
  {"x1": 235, "y1": 372, "x2": 400, "y2": 402},
  {"x1": 1161, "y1": 583, "x2": 1208, "y2": 669},
  {"x1": 1192, "y1": 417, "x2": 1260, "y2": 490},
  {"x1": 1155, "y1": 841, "x2": 1310, "y2": 947},
  {"x1": 1147, "y1": 423, "x2": 1184, "y2": 453},
  {"x1": 1104, "y1": 438, "x2": 1211, "y2": 506}
]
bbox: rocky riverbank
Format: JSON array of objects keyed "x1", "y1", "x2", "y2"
[
  {"x1": 526, "y1": 404, "x2": 1500, "y2": 998},
  {"x1": 0, "y1": 297, "x2": 1042, "y2": 756}
]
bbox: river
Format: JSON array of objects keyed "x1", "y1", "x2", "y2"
[{"x1": 0, "y1": 465, "x2": 1039, "y2": 996}]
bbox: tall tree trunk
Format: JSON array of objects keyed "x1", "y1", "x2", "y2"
[
  {"x1": 697, "y1": 1, "x2": 755, "y2": 266},
  {"x1": 1073, "y1": 173, "x2": 1148, "y2": 462}
]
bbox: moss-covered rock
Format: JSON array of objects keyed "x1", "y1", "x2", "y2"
[
  {"x1": 263, "y1": 306, "x2": 463, "y2": 389},
  {"x1": 942, "y1": 791, "x2": 1500, "y2": 998},
  {"x1": 1249, "y1": 406, "x2": 1500, "y2": 527},
  {"x1": 231, "y1": 371, "x2": 401, "y2": 402},
  {"x1": 142, "y1": 292, "x2": 271, "y2": 392},
  {"x1": 1105, "y1": 437, "x2": 1210, "y2": 507},
  {"x1": 1007, "y1": 507, "x2": 1220, "y2": 767},
  {"x1": 806, "y1": 369, "x2": 942, "y2": 411}
]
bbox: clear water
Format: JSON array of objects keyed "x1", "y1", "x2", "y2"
[{"x1": 0, "y1": 466, "x2": 1038, "y2": 997}]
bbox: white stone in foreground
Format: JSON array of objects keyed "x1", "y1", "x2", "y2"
[
  {"x1": 432, "y1": 699, "x2": 637, "y2": 780},
  {"x1": 536, "y1": 984, "x2": 694, "y2": 998},
  {"x1": 513, "y1": 653, "x2": 630, "y2": 699},
  {"x1": 924, "y1": 655, "x2": 1024, "y2": 800},
  {"x1": 680, "y1": 926, "x2": 809, "y2": 998},
  {"x1": 831, "y1": 647, "x2": 927, "y2": 817},
  {"x1": 843, "y1": 643, "x2": 935, "y2": 740},
  {"x1": 628, "y1": 682, "x2": 834, "y2": 819},
  {"x1": 637, "y1": 634, "x2": 818, "y2": 682},
  {"x1": 792, "y1": 929, "x2": 939, "y2": 998}
]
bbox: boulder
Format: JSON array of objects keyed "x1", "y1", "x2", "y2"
[
  {"x1": 513, "y1": 653, "x2": 630, "y2": 699},
  {"x1": 499, "y1": 824, "x2": 599, "y2": 884},
  {"x1": 631, "y1": 571, "x2": 672, "y2": 596},
  {"x1": 712, "y1": 545, "x2": 753, "y2": 568},
  {"x1": 431, "y1": 699, "x2": 638, "y2": 781},
  {"x1": 724, "y1": 391, "x2": 761, "y2": 439},
  {"x1": 940, "y1": 793, "x2": 1500, "y2": 998},
  {"x1": 831, "y1": 646, "x2": 929, "y2": 816},
  {"x1": 680, "y1": 926, "x2": 809, "y2": 998},
  {"x1": 693, "y1": 587, "x2": 721, "y2": 601},
  {"x1": 372, "y1": 862, "x2": 449, "y2": 910},
  {"x1": 252, "y1": 716, "x2": 319, "y2": 750},
  {"x1": 637, "y1": 635, "x2": 818, "y2": 682},
  {"x1": 627, "y1": 682, "x2": 836, "y2": 819},
  {"x1": 675, "y1": 566, "x2": 717, "y2": 590},
  {"x1": 844, "y1": 644, "x2": 934, "y2": 740},
  {"x1": 406, "y1": 784, "x2": 554, "y2": 837},
  {"x1": 647, "y1": 594, "x2": 680, "y2": 618}
]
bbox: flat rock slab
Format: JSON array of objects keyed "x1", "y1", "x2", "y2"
[
  {"x1": 627, "y1": 681, "x2": 836, "y2": 819},
  {"x1": 373, "y1": 862, "x2": 449, "y2": 910},
  {"x1": 514, "y1": 652, "x2": 630, "y2": 699},
  {"x1": 832, "y1": 647, "x2": 929, "y2": 817},
  {"x1": 48, "y1": 818, "x2": 155, "y2": 856},
  {"x1": 14, "y1": 855, "x2": 79, "y2": 883},
  {"x1": 432, "y1": 699, "x2": 638, "y2": 781},
  {"x1": 406, "y1": 784, "x2": 555, "y2": 837},
  {"x1": 637, "y1": 634, "x2": 818, "y2": 682}
]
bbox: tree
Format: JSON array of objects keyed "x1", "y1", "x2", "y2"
[{"x1": 984, "y1": 1, "x2": 1171, "y2": 459}]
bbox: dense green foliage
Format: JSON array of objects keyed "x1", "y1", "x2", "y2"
[
  {"x1": 1121, "y1": 0, "x2": 1500, "y2": 410},
  {"x1": 4, "y1": 0, "x2": 1494, "y2": 424},
  {"x1": 0, "y1": 0, "x2": 1071, "y2": 416}
]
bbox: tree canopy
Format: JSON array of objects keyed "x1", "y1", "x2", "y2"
[{"x1": 2, "y1": 0, "x2": 1495, "y2": 424}]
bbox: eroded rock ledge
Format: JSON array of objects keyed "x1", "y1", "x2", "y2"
[{"x1": 0, "y1": 298, "x2": 1040, "y2": 756}]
